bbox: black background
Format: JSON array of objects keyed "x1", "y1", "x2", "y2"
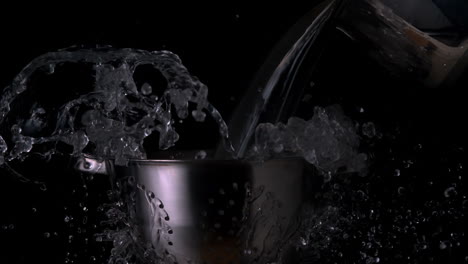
[{"x1": 1, "y1": 2, "x2": 467, "y2": 264}]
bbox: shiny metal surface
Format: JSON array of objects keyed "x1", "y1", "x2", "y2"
[{"x1": 77, "y1": 157, "x2": 312, "y2": 263}]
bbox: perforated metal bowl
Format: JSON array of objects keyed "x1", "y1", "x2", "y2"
[{"x1": 77, "y1": 156, "x2": 313, "y2": 264}]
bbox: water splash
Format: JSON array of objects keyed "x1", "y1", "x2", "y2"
[
  {"x1": 0, "y1": 47, "x2": 233, "y2": 166},
  {"x1": 251, "y1": 105, "x2": 367, "y2": 175}
]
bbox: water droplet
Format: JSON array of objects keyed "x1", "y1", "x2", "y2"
[
  {"x1": 219, "y1": 188, "x2": 225, "y2": 195},
  {"x1": 44, "y1": 232, "x2": 50, "y2": 238},
  {"x1": 232, "y1": 182, "x2": 239, "y2": 191},
  {"x1": 46, "y1": 63, "x2": 55, "y2": 74},
  {"x1": 444, "y1": 187, "x2": 457, "y2": 198},
  {"x1": 208, "y1": 198, "x2": 214, "y2": 204},
  {"x1": 440, "y1": 241, "x2": 447, "y2": 250},
  {"x1": 194, "y1": 150, "x2": 207, "y2": 160},
  {"x1": 64, "y1": 216, "x2": 70, "y2": 222},
  {"x1": 8, "y1": 224, "x2": 14, "y2": 230},
  {"x1": 83, "y1": 207, "x2": 88, "y2": 212},
  {"x1": 40, "y1": 184, "x2": 47, "y2": 191},
  {"x1": 141, "y1": 83, "x2": 152, "y2": 95},
  {"x1": 32, "y1": 207, "x2": 37, "y2": 213},
  {"x1": 394, "y1": 169, "x2": 401, "y2": 177},
  {"x1": 127, "y1": 176, "x2": 135, "y2": 185},
  {"x1": 228, "y1": 200, "x2": 235, "y2": 206}
]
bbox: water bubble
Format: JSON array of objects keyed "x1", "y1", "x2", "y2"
[
  {"x1": 39, "y1": 184, "x2": 47, "y2": 191},
  {"x1": 44, "y1": 232, "x2": 51, "y2": 238},
  {"x1": 394, "y1": 169, "x2": 401, "y2": 177},
  {"x1": 208, "y1": 198, "x2": 214, "y2": 204},
  {"x1": 140, "y1": 83, "x2": 152, "y2": 95},
  {"x1": 397, "y1": 187, "x2": 406, "y2": 196},
  {"x1": 8, "y1": 224, "x2": 14, "y2": 230},
  {"x1": 444, "y1": 187, "x2": 457, "y2": 198},
  {"x1": 32, "y1": 207, "x2": 37, "y2": 213},
  {"x1": 64, "y1": 216, "x2": 71, "y2": 222}
]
